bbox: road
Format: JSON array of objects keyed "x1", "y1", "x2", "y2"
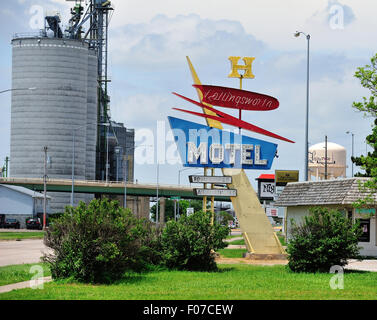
[{"x1": 0, "y1": 239, "x2": 50, "y2": 267}]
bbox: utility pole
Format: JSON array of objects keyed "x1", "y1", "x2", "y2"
[
  {"x1": 4, "y1": 157, "x2": 9, "y2": 177},
  {"x1": 324, "y1": 136, "x2": 328, "y2": 180},
  {"x1": 156, "y1": 162, "x2": 159, "y2": 224},
  {"x1": 43, "y1": 146, "x2": 48, "y2": 230}
]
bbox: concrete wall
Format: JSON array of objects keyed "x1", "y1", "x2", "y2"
[{"x1": 102, "y1": 195, "x2": 151, "y2": 220}]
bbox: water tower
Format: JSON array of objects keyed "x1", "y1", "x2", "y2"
[{"x1": 308, "y1": 140, "x2": 347, "y2": 180}]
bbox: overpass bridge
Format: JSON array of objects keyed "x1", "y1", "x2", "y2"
[{"x1": 0, "y1": 177, "x2": 231, "y2": 202}]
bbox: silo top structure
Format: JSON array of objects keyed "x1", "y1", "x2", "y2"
[{"x1": 308, "y1": 141, "x2": 347, "y2": 180}]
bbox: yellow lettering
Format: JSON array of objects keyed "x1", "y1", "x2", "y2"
[{"x1": 228, "y1": 56, "x2": 255, "y2": 79}]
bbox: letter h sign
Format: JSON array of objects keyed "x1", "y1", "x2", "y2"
[{"x1": 228, "y1": 56, "x2": 255, "y2": 79}]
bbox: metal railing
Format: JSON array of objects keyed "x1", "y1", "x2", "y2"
[{"x1": 13, "y1": 31, "x2": 48, "y2": 39}]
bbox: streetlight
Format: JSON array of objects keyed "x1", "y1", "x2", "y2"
[
  {"x1": 346, "y1": 131, "x2": 354, "y2": 177},
  {"x1": 71, "y1": 122, "x2": 108, "y2": 207},
  {"x1": 178, "y1": 167, "x2": 201, "y2": 186},
  {"x1": 294, "y1": 31, "x2": 310, "y2": 181},
  {"x1": 0, "y1": 87, "x2": 36, "y2": 94},
  {"x1": 156, "y1": 161, "x2": 160, "y2": 224}
]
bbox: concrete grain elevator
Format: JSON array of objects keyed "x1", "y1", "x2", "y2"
[{"x1": 9, "y1": 1, "x2": 134, "y2": 213}]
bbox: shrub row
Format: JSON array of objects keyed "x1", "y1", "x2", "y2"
[{"x1": 43, "y1": 198, "x2": 229, "y2": 283}]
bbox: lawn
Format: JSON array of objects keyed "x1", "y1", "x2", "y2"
[
  {"x1": 227, "y1": 233, "x2": 286, "y2": 247},
  {"x1": 1, "y1": 264, "x2": 376, "y2": 300},
  {"x1": 228, "y1": 239, "x2": 245, "y2": 245},
  {"x1": 0, "y1": 232, "x2": 44, "y2": 241},
  {"x1": 0, "y1": 263, "x2": 51, "y2": 286},
  {"x1": 218, "y1": 249, "x2": 247, "y2": 258},
  {"x1": 226, "y1": 234, "x2": 242, "y2": 239}
]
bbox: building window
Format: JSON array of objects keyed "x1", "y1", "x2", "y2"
[{"x1": 357, "y1": 219, "x2": 370, "y2": 243}]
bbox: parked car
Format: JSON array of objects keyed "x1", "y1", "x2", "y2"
[
  {"x1": 3, "y1": 219, "x2": 20, "y2": 229},
  {"x1": 26, "y1": 218, "x2": 43, "y2": 230}
]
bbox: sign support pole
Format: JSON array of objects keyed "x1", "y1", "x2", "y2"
[
  {"x1": 210, "y1": 168, "x2": 215, "y2": 225},
  {"x1": 239, "y1": 74, "x2": 243, "y2": 135},
  {"x1": 203, "y1": 167, "x2": 207, "y2": 212}
]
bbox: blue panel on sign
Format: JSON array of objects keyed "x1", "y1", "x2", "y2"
[{"x1": 168, "y1": 116, "x2": 277, "y2": 170}]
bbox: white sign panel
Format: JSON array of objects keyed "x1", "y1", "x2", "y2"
[
  {"x1": 266, "y1": 207, "x2": 278, "y2": 217},
  {"x1": 186, "y1": 207, "x2": 194, "y2": 216},
  {"x1": 260, "y1": 182, "x2": 276, "y2": 199},
  {"x1": 194, "y1": 188, "x2": 237, "y2": 197},
  {"x1": 189, "y1": 175, "x2": 232, "y2": 184}
]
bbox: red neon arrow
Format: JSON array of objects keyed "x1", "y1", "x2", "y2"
[{"x1": 172, "y1": 92, "x2": 295, "y2": 144}]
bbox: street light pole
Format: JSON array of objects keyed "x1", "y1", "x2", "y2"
[
  {"x1": 43, "y1": 146, "x2": 48, "y2": 230},
  {"x1": 346, "y1": 131, "x2": 354, "y2": 177},
  {"x1": 71, "y1": 130, "x2": 75, "y2": 207},
  {"x1": 295, "y1": 31, "x2": 310, "y2": 181},
  {"x1": 156, "y1": 161, "x2": 159, "y2": 224},
  {"x1": 0, "y1": 87, "x2": 36, "y2": 94},
  {"x1": 106, "y1": 126, "x2": 109, "y2": 183}
]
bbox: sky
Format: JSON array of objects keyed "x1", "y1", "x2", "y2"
[{"x1": 0, "y1": 0, "x2": 376, "y2": 189}]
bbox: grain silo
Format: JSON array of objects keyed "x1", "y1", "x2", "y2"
[{"x1": 10, "y1": 36, "x2": 97, "y2": 212}]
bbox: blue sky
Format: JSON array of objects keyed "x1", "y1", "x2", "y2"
[{"x1": 0, "y1": 0, "x2": 376, "y2": 189}]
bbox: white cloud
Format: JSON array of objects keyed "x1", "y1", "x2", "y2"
[{"x1": 109, "y1": 14, "x2": 265, "y2": 69}]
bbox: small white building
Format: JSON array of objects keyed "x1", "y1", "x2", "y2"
[
  {"x1": 0, "y1": 184, "x2": 51, "y2": 228},
  {"x1": 275, "y1": 178, "x2": 377, "y2": 257}
]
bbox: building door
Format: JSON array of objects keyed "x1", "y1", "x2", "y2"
[{"x1": 357, "y1": 219, "x2": 370, "y2": 243}]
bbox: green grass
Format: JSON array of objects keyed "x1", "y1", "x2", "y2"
[
  {"x1": 217, "y1": 248, "x2": 247, "y2": 258},
  {"x1": 228, "y1": 239, "x2": 245, "y2": 245},
  {"x1": 276, "y1": 232, "x2": 287, "y2": 246},
  {"x1": 227, "y1": 233, "x2": 286, "y2": 247},
  {"x1": 0, "y1": 263, "x2": 51, "y2": 286},
  {"x1": 1, "y1": 264, "x2": 376, "y2": 300},
  {"x1": 226, "y1": 234, "x2": 242, "y2": 239},
  {"x1": 0, "y1": 232, "x2": 44, "y2": 241}
]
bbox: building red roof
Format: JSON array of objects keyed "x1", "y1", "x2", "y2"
[{"x1": 256, "y1": 174, "x2": 275, "y2": 180}]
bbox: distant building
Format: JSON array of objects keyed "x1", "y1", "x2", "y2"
[
  {"x1": 275, "y1": 177, "x2": 377, "y2": 257},
  {"x1": 0, "y1": 184, "x2": 51, "y2": 228},
  {"x1": 97, "y1": 121, "x2": 135, "y2": 182}
]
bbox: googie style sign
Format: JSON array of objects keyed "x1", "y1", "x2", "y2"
[{"x1": 168, "y1": 116, "x2": 277, "y2": 170}]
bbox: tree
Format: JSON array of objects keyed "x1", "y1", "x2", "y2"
[
  {"x1": 351, "y1": 53, "x2": 377, "y2": 206},
  {"x1": 287, "y1": 207, "x2": 362, "y2": 273},
  {"x1": 217, "y1": 211, "x2": 234, "y2": 226}
]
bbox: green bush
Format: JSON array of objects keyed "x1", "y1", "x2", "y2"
[
  {"x1": 43, "y1": 198, "x2": 158, "y2": 284},
  {"x1": 160, "y1": 210, "x2": 229, "y2": 271},
  {"x1": 287, "y1": 207, "x2": 362, "y2": 273}
]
